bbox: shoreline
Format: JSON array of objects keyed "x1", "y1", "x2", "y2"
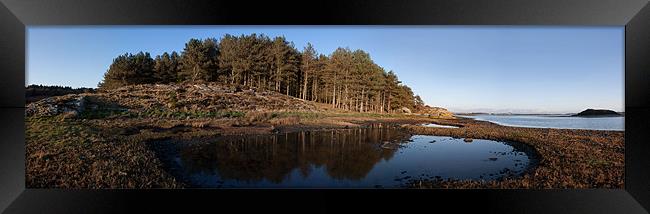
[
  {"x1": 26, "y1": 111, "x2": 623, "y2": 188},
  {"x1": 404, "y1": 117, "x2": 623, "y2": 188},
  {"x1": 458, "y1": 114, "x2": 624, "y2": 131}
]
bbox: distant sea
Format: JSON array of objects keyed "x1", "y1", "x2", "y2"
[{"x1": 459, "y1": 114, "x2": 624, "y2": 131}]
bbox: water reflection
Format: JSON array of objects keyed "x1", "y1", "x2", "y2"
[
  {"x1": 154, "y1": 127, "x2": 535, "y2": 188},
  {"x1": 169, "y1": 127, "x2": 410, "y2": 186}
]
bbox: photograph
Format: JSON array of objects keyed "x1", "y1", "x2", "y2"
[{"x1": 25, "y1": 26, "x2": 624, "y2": 189}]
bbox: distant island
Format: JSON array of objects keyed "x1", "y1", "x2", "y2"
[
  {"x1": 456, "y1": 109, "x2": 624, "y2": 117},
  {"x1": 573, "y1": 109, "x2": 622, "y2": 117}
]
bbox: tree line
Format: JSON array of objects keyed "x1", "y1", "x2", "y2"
[
  {"x1": 26, "y1": 84, "x2": 96, "y2": 96},
  {"x1": 26, "y1": 84, "x2": 96, "y2": 103},
  {"x1": 98, "y1": 34, "x2": 425, "y2": 113}
]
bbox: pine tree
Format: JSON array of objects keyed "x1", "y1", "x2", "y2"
[
  {"x1": 98, "y1": 52, "x2": 155, "y2": 90},
  {"x1": 384, "y1": 70, "x2": 400, "y2": 112},
  {"x1": 270, "y1": 36, "x2": 300, "y2": 96},
  {"x1": 97, "y1": 33, "x2": 427, "y2": 114},
  {"x1": 153, "y1": 51, "x2": 180, "y2": 83},
  {"x1": 179, "y1": 38, "x2": 219, "y2": 82},
  {"x1": 300, "y1": 43, "x2": 317, "y2": 100},
  {"x1": 311, "y1": 54, "x2": 328, "y2": 102}
]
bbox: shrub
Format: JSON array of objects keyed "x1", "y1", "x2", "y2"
[{"x1": 166, "y1": 91, "x2": 178, "y2": 109}]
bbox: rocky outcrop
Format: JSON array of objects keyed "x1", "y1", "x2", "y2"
[
  {"x1": 417, "y1": 106, "x2": 454, "y2": 119},
  {"x1": 26, "y1": 94, "x2": 87, "y2": 117},
  {"x1": 400, "y1": 107, "x2": 412, "y2": 114}
]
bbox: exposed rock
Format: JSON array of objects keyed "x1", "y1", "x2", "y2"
[
  {"x1": 26, "y1": 94, "x2": 88, "y2": 117},
  {"x1": 417, "y1": 106, "x2": 454, "y2": 119},
  {"x1": 400, "y1": 107, "x2": 412, "y2": 114}
]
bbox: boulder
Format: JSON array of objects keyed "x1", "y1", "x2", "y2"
[
  {"x1": 417, "y1": 106, "x2": 454, "y2": 119},
  {"x1": 26, "y1": 94, "x2": 88, "y2": 117}
]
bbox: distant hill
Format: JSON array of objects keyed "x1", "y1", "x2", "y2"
[{"x1": 573, "y1": 109, "x2": 622, "y2": 117}]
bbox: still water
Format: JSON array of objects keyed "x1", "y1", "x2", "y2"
[
  {"x1": 152, "y1": 127, "x2": 537, "y2": 188},
  {"x1": 421, "y1": 123, "x2": 460, "y2": 128},
  {"x1": 462, "y1": 114, "x2": 624, "y2": 131}
]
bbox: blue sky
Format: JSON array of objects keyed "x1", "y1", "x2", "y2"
[{"x1": 27, "y1": 26, "x2": 624, "y2": 114}]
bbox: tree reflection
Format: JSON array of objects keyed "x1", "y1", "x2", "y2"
[{"x1": 177, "y1": 127, "x2": 411, "y2": 183}]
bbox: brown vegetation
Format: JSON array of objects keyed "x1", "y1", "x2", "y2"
[
  {"x1": 25, "y1": 112, "x2": 436, "y2": 188},
  {"x1": 25, "y1": 83, "x2": 621, "y2": 189},
  {"x1": 26, "y1": 117, "x2": 181, "y2": 188},
  {"x1": 25, "y1": 81, "x2": 447, "y2": 188},
  {"x1": 26, "y1": 110, "x2": 623, "y2": 188}
]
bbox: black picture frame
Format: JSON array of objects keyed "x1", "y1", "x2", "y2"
[{"x1": 1, "y1": 0, "x2": 649, "y2": 213}]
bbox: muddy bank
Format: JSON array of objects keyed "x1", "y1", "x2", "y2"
[{"x1": 87, "y1": 112, "x2": 437, "y2": 136}]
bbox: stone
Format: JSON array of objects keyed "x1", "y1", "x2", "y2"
[{"x1": 416, "y1": 105, "x2": 454, "y2": 119}]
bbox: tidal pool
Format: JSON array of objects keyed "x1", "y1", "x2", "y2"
[
  {"x1": 151, "y1": 127, "x2": 537, "y2": 188},
  {"x1": 421, "y1": 123, "x2": 460, "y2": 128}
]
